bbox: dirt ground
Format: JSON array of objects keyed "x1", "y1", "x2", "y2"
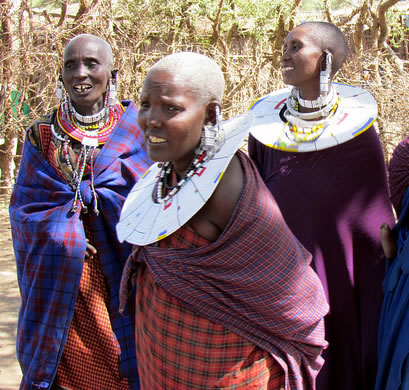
[{"x1": 0, "y1": 194, "x2": 22, "y2": 390}]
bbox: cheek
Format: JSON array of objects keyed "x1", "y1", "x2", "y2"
[{"x1": 137, "y1": 113, "x2": 146, "y2": 131}]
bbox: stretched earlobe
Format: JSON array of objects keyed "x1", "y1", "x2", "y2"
[
  {"x1": 206, "y1": 102, "x2": 222, "y2": 125},
  {"x1": 56, "y1": 74, "x2": 64, "y2": 100},
  {"x1": 197, "y1": 103, "x2": 224, "y2": 159},
  {"x1": 107, "y1": 69, "x2": 119, "y2": 107},
  {"x1": 320, "y1": 50, "x2": 332, "y2": 96}
]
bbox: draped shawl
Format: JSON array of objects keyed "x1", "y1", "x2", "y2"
[
  {"x1": 376, "y1": 135, "x2": 409, "y2": 390},
  {"x1": 120, "y1": 151, "x2": 328, "y2": 390},
  {"x1": 10, "y1": 101, "x2": 150, "y2": 389},
  {"x1": 248, "y1": 126, "x2": 395, "y2": 390}
]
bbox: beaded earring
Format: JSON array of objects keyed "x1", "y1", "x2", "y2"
[
  {"x1": 195, "y1": 104, "x2": 224, "y2": 159},
  {"x1": 107, "y1": 69, "x2": 118, "y2": 107},
  {"x1": 320, "y1": 51, "x2": 332, "y2": 96},
  {"x1": 56, "y1": 75, "x2": 64, "y2": 101}
]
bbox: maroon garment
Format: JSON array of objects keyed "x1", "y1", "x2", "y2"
[
  {"x1": 388, "y1": 135, "x2": 409, "y2": 215},
  {"x1": 121, "y1": 150, "x2": 328, "y2": 389},
  {"x1": 248, "y1": 126, "x2": 395, "y2": 390}
]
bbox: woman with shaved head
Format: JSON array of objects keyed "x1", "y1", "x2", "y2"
[
  {"x1": 118, "y1": 51, "x2": 328, "y2": 389},
  {"x1": 248, "y1": 21, "x2": 394, "y2": 390},
  {"x1": 9, "y1": 34, "x2": 150, "y2": 389}
]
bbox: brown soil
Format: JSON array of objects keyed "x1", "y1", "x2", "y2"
[{"x1": 0, "y1": 193, "x2": 22, "y2": 390}]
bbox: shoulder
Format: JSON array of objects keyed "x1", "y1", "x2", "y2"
[
  {"x1": 205, "y1": 153, "x2": 244, "y2": 223},
  {"x1": 188, "y1": 153, "x2": 244, "y2": 242},
  {"x1": 27, "y1": 110, "x2": 56, "y2": 151}
]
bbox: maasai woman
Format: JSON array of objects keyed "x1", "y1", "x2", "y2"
[
  {"x1": 117, "y1": 52, "x2": 328, "y2": 390},
  {"x1": 9, "y1": 34, "x2": 150, "y2": 390},
  {"x1": 376, "y1": 138, "x2": 409, "y2": 390},
  {"x1": 248, "y1": 21, "x2": 395, "y2": 390}
]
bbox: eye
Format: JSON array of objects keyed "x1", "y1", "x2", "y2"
[
  {"x1": 64, "y1": 62, "x2": 74, "y2": 70},
  {"x1": 166, "y1": 105, "x2": 182, "y2": 112},
  {"x1": 86, "y1": 60, "x2": 98, "y2": 68},
  {"x1": 139, "y1": 100, "x2": 150, "y2": 109}
]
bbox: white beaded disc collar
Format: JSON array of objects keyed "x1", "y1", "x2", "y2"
[
  {"x1": 248, "y1": 83, "x2": 378, "y2": 153},
  {"x1": 116, "y1": 112, "x2": 254, "y2": 246}
]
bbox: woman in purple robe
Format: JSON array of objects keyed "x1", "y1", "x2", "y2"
[{"x1": 248, "y1": 21, "x2": 394, "y2": 390}]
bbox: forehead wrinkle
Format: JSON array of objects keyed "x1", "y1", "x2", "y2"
[{"x1": 64, "y1": 36, "x2": 113, "y2": 69}]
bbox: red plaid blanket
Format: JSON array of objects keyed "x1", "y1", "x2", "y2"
[{"x1": 121, "y1": 150, "x2": 328, "y2": 389}]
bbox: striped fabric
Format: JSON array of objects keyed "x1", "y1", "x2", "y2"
[
  {"x1": 10, "y1": 101, "x2": 151, "y2": 390},
  {"x1": 121, "y1": 150, "x2": 328, "y2": 390}
]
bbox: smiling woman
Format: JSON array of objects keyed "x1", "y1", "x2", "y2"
[
  {"x1": 118, "y1": 52, "x2": 329, "y2": 390},
  {"x1": 248, "y1": 21, "x2": 395, "y2": 390},
  {"x1": 9, "y1": 34, "x2": 150, "y2": 390}
]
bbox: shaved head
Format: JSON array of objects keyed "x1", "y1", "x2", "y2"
[
  {"x1": 296, "y1": 21, "x2": 348, "y2": 77},
  {"x1": 65, "y1": 34, "x2": 113, "y2": 69},
  {"x1": 146, "y1": 52, "x2": 225, "y2": 104}
]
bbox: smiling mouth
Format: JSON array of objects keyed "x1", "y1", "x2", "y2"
[
  {"x1": 73, "y1": 84, "x2": 92, "y2": 93},
  {"x1": 282, "y1": 67, "x2": 294, "y2": 72},
  {"x1": 149, "y1": 135, "x2": 167, "y2": 144}
]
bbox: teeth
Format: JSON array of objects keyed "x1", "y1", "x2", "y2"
[
  {"x1": 282, "y1": 67, "x2": 294, "y2": 71},
  {"x1": 74, "y1": 85, "x2": 91, "y2": 92},
  {"x1": 149, "y1": 135, "x2": 166, "y2": 143}
]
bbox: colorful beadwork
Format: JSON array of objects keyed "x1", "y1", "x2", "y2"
[
  {"x1": 51, "y1": 98, "x2": 124, "y2": 214},
  {"x1": 249, "y1": 83, "x2": 378, "y2": 152}
]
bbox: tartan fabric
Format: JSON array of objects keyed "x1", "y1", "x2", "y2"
[
  {"x1": 133, "y1": 224, "x2": 285, "y2": 389},
  {"x1": 10, "y1": 101, "x2": 151, "y2": 390},
  {"x1": 121, "y1": 150, "x2": 328, "y2": 390},
  {"x1": 54, "y1": 216, "x2": 129, "y2": 390}
]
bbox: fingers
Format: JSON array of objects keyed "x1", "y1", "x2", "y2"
[
  {"x1": 380, "y1": 223, "x2": 397, "y2": 259},
  {"x1": 85, "y1": 239, "x2": 97, "y2": 259}
]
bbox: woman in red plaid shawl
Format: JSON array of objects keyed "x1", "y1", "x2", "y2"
[
  {"x1": 118, "y1": 52, "x2": 328, "y2": 390},
  {"x1": 10, "y1": 34, "x2": 150, "y2": 390}
]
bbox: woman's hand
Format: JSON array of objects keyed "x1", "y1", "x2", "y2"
[
  {"x1": 85, "y1": 239, "x2": 97, "y2": 259},
  {"x1": 380, "y1": 223, "x2": 397, "y2": 259}
]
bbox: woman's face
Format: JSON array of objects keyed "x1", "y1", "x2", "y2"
[
  {"x1": 281, "y1": 25, "x2": 324, "y2": 97},
  {"x1": 138, "y1": 70, "x2": 209, "y2": 175},
  {"x1": 62, "y1": 37, "x2": 112, "y2": 116}
]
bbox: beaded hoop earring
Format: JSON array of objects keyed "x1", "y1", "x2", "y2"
[
  {"x1": 107, "y1": 69, "x2": 118, "y2": 107},
  {"x1": 320, "y1": 51, "x2": 332, "y2": 96},
  {"x1": 195, "y1": 105, "x2": 224, "y2": 160},
  {"x1": 56, "y1": 75, "x2": 64, "y2": 101}
]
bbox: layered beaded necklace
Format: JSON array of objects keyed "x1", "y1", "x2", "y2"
[
  {"x1": 154, "y1": 151, "x2": 207, "y2": 204},
  {"x1": 284, "y1": 86, "x2": 340, "y2": 142},
  {"x1": 51, "y1": 97, "x2": 124, "y2": 214}
]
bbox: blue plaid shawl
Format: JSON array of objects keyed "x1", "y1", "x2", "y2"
[
  {"x1": 10, "y1": 101, "x2": 150, "y2": 390},
  {"x1": 121, "y1": 150, "x2": 329, "y2": 390}
]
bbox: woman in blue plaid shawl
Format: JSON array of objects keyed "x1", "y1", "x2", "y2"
[{"x1": 9, "y1": 34, "x2": 150, "y2": 390}]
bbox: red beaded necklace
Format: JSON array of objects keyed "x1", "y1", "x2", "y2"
[{"x1": 57, "y1": 100, "x2": 124, "y2": 146}]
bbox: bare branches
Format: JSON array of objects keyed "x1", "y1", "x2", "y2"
[
  {"x1": 377, "y1": 0, "x2": 400, "y2": 47},
  {"x1": 0, "y1": 0, "x2": 408, "y2": 186}
]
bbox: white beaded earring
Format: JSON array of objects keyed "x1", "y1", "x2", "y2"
[
  {"x1": 320, "y1": 51, "x2": 332, "y2": 96},
  {"x1": 56, "y1": 75, "x2": 64, "y2": 101},
  {"x1": 107, "y1": 69, "x2": 118, "y2": 107},
  {"x1": 195, "y1": 105, "x2": 225, "y2": 159}
]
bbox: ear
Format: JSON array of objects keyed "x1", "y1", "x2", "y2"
[
  {"x1": 205, "y1": 101, "x2": 221, "y2": 125},
  {"x1": 320, "y1": 50, "x2": 333, "y2": 72}
]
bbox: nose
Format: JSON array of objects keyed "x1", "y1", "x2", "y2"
[
  {"x1": 282, "y1": 48, "x2": 290, "y2": 61},
  {"x1": 145, "y1": 107, "x2": 161, "y2": 128},
  {"x1": 74, "y1": 63, "x2": 87, "y2": 79}
]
